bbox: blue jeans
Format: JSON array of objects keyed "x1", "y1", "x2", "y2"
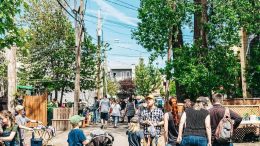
[
  {"x1": 181, "y1": 136, "x2": 207, "y2": 146},
  {"x1": 112, "y1": 116, "x2": 119, "y2": 126},
  {"x1": 93, "y1": 109, "x2": 99, "y2": 123}
]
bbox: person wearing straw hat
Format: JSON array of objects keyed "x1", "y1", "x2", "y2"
[
  {"x1": 15, "y1": 105, "x2": 42, "y2": 146},
  {"x1": 67, "y1": 115, "x2": 91, "y2": 146},
  {"x1": 140, "y1": 94, "x2": 164, "y2": 146}
]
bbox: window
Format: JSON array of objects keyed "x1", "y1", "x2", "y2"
[
  {"x1": 127, "y1": 71, "x2": 130, "y2": 77},
  {"x1": 113, "y1": 73, "x2": 117, "y2": 78}
]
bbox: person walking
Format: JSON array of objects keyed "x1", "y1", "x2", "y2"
[
  {"x1": 140, "y1": 94, "x2": 164, "y2": 146},
  {"x1": 92, "y1": 97, "x2": 100, "y2": 124},
  {"x1": 125, "y1": 97, "x2": 136, "y2": 126},
  {"x1": 177, "y1": 97, "x2": 212, "y2": 146},
  {"x1": 164, "y1": 97, "x2": 179, "y2": 146},
  {"x1": 0, "y1": 110, "x2": 21, "y2": 146},
  {"x1": 99, "y1": 95, "x2": 110, "y2": 129},
  {"x1": 111, "y1": 99, "x2": 121, "y2": 128},
  {"x1": 126, "y1": 117, "x2": 144, "y2": 146},
  {"x1": 15, "y1": 105, "x2": 42, "y2": 146},
  {"x1": 209, "y1": 93, "x2": 242, "y2": 146}
]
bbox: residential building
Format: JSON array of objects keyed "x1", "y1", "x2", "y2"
[{"x1": 109, "y1": 64, "x2": 135, "y2": 81}]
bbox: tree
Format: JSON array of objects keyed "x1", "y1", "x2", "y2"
[
  {"x1": 119, "y1": 79, "x2": 135, "y2": 94},
  {"x1": 0, "y1": 0, "x2": 24, "y2": 49},
  {"x1": 135, "y1": 58, "x2": 162, "y2": 96},
  {"x1": 107, "y1": 78, "x2": 119, "y2": 97},
  {"x1": 18, "y1": 0, "x2": 97, "y2": 104}
]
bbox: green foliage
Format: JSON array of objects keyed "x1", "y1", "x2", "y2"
[
  {"x1": 18, "y1": 0, "x2": 97, "y2": 95},
  {"x1": 135, "y1": 58, "x2": 162, "y2": 96},
  {"x1": 107, "y1": 78, "x2": 119, "y2": 96},
  {"x1": 246, "y1": 36, "x2": 260, "y2": 96},
  {"x1": 172, "y1": 45, "x2": 241, "y2": 100},
  {"x1": 0, "y1": 0, "x2": 24, "y2": 49},
  {"x1": 133, "y1": 0, "x2": 189, "y2": 57}
]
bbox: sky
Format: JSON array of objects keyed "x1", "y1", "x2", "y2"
[{"x1": 74, "y1": 0, "x2": 193, "y2": 68}]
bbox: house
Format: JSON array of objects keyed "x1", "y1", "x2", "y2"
[{"x1": 108, "y1": 64, "x2": 135, "y2": 81}]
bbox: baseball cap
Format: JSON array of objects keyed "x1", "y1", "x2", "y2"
[
  {"x1": 15, "y1": 105, "x2": 24, "y2": 111},
  {"x1": 196, "y1": 96, "x2": 210, "y2": 104},
  {"x1": 145, "y1": 94, "x2": 155, "y2": 100},
  {"x1": 69, "y1": 115, "x2": 85, "y2": 124}
]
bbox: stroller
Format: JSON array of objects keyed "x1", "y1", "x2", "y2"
[{"x1": 86, "y1": 129, "x2": 114, "y2": 146}]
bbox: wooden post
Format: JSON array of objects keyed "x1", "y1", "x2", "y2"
[
  {"x1": 6, "y1": 46, "x2": 17, "y2": 113},
  {"x1": 240, "y1": 28, "x2": 248, "y2": 100}
]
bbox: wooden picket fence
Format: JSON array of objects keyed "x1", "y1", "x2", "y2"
[
  {"x1": 24, "y1": 94, "x2": 47, "y2": 127},
  {"x1": 52, "y1": 108, "x2": 74, "y2": 131}
]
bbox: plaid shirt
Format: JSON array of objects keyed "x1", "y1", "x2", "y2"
[{"x1": 140, "y1": 107, "x2": 164, "y2": 136}]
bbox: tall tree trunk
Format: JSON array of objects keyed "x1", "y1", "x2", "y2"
[
  {"x1": 55, "y1": 90, "x2": 58, "y2": 99},
  {"x1": 194, "y1": 0, "x2": 208, "y2": 48},
  {"x1": 60, "y1": 87, "x2": 64, "y2": 107}
]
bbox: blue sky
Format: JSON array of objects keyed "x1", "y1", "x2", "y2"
[{"x1": 77, "y1": 0, "x2": 193, "y2": 68}]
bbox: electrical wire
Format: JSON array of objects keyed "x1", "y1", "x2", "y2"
[
  {"x1": 117, "y1": 0, "x2": 139, "y2": 9},
  {"x1": 56, "y1": 0, "x2": 81, "y2": 24},
  {"x1": 104, "y1": 0, "x2": 138, "y2": 11}
]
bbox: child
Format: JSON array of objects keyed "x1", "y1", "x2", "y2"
[
  {"x1": 0, "y1": 110, "x2": 21, "y2": 146},
  {"x1": 67, "y1": 115, "x2": 91, "y2": 146},
  {"x1": 15, "y1": 105, "x2": 42, "y2": 146},
  {"x1": 126, "y1": 117, "x2": 144, "y2": 146}
]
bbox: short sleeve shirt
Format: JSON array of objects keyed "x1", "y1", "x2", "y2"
[
  {"x1": 141, "y1": 108, "x2": 164, "y2": 136},
  {"x1": 15, "y1": 115, "x2": 31, "y2": 139},
  {"x1": 111, "y1": 104, "x2": 121, "y2": 117},
  {"x1": 67, "y1": 129, "x2": 87, "y2": 146},
  {"x1": 126, "y1": 130, "x2": 144, "y2": 146},
  {"x1": 100, "y1": 98, "x2": 110, "y2": 113},
  {"x1": 2, "y1": 124, "x2": 20, "y2": 146},
  {"x1": 126, "y1": 102, "x2": 135, "y2": 116}
]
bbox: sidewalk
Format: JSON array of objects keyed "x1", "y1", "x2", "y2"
[{"x1": 25, "y1": 123, "x2": 260, "y2": 146}]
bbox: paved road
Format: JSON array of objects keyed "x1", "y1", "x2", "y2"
[{"x1": 28, "y1": 123, "x2": 259, "y2": 146}]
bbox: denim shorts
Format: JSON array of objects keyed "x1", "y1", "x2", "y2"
[{"x1": 181, "y1": 135, "x2": 207, "y2": 146}]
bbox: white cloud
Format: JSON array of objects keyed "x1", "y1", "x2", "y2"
[{"x1": 92, "y1": 0, "x2": 139, "y2": 26}]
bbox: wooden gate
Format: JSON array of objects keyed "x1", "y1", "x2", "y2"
[
  {"x1": 24, "y1": 94, "x2": 47, "y2": 127},
  {"x1": 52, "y1": 108, "x2": 74, "y2": 131}
]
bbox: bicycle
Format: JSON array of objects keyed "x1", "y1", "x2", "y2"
[{"x1": 31, "y1": 124, "x2": 56, "y2": 146}]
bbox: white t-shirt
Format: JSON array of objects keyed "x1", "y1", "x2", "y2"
[
  {"x1": 100, "y1": 98, "x2": 110, "y2": 113},
  {"x1": 111, "y1": 103, "x2": 121, "y2": 117}
]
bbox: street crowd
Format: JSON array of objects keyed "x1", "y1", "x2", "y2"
[
  {"x1": 0, "y1": 93, "x2": 242, "y2": 146},
  {"x1": 69, "y1": 93, "x2": 242, "y2": 146}
]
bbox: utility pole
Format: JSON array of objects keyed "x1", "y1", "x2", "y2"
[
  {"x1": 96, "y1": 10, "x2": 102, "y2": 99},
  {"x1": 74, "y1": 0, "x2": 85, "y2": 115},
  {"x1": 240, "y1": 28, "x2": 248, "y2": 100},
  {"x1": 6, "y1": 46, "x2": 17, "y2": 113},
  {"x1": 103, "y1": 43, "x2": 108, "y2": 97}
]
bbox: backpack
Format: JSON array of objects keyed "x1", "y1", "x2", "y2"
[{"x1": 215, "y1": 108, "x2": 233, "y2": 143}]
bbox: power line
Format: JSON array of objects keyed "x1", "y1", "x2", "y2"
[
  {"x1": 117, "y1": 0, "x2": 139, "y2": 9},
  {"x1": 104, "y1": 0, "x2": 138, "y2": 11},
  {"x1": 56, "y1": 0, "x2": 81, "y2": 24}
]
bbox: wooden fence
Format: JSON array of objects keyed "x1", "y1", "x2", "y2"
[
  {"x1": 24, "y1": 94, "x2": 47, "y2": 127},
  {"x1": 52, "y1": 108, "x2": 74, "y2": 131},
  {"x1": 223, "y1": 98, "x2": 260, "y2": 105},
  {"x1": 223, "y1": 105, "x2": 260, "y2": 117}
]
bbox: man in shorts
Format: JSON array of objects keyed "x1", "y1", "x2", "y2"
[{"x1": 99, "y1": 95, "x2": 110, "y2": 129}]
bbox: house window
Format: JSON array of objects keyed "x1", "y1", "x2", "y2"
[
  {"x1": 127, "y1": 71, "x2": 130, "y2": 77},
  {"x1": 113, "y1": 73, "x2": 117, "y2": 78}
]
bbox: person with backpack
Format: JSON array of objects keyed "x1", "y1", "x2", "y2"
[
  {"x1": 177, "y1": 97, "x2": 212, "y2": 146},
  {"x1": 209, "y1": 94, "x2": 242, "y2": 146},
  {"x1": 164, "y1": 97, "x2": 179, "y2": 146}
]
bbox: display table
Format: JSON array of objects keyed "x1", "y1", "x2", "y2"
[{"x1": 233, "y1": 120, "x2": 260, "y2": 142}]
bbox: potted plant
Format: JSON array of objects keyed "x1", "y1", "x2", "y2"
[{"x1": 244, "y1": 113, "x2": 250, "y2": 121}]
